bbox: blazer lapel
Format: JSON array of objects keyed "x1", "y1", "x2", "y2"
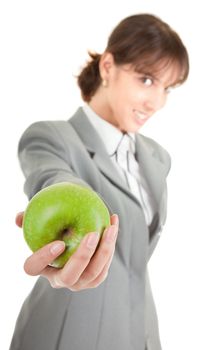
[
  {"x1": 69, "y1": 108, "x2": 142, "y2": 206},
  {"x1": 136, "y1": 134, "x2": 168, "y2": 211},
  {"x1": 136, "y1": 134, "x2": 169, "y2": 245},
  {"x1": 69, "y1": 107, "x2": 167, "y2": 213}
]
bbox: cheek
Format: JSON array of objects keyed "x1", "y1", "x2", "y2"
[
  {"x1": 107, "y1": 86, "x2": 124, "y2": 109},
  {"x1": 108, "y1": 77, "x2": 140, "y2": 112},
  {"x1": 158, "y1": 93, "x2": 168, "y2": 110},
  {"x1": 115, "y1": 86, "x2": 136, "y2": 106}
]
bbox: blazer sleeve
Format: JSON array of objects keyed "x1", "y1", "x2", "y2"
[{"x1": 18, "y1": 121, "x2": 92, "y2": 200}]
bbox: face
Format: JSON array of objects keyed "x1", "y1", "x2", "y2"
[{"x1": 94, "y1": 53, "x2": 181, "y2": 133}]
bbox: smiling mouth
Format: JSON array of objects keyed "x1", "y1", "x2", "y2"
[{"x1": 133, "y1": 109, "x2": 148, "y2": 122}]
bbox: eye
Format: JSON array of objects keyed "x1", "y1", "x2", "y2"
[{"x1": 140, "y1": 76, "x2": 154, "y2": 86}]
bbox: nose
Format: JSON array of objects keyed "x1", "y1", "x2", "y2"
[{"x1": 143, "y1": 90, "x2": 167, "y2": 114}]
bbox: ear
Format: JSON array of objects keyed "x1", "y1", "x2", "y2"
[{"x1": 99, "y1": 52, "x2": 115, "y2": 80}]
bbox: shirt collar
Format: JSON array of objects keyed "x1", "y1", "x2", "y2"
[{"x1": 82, "y1": 103, "x2": 136, "y2": 156}]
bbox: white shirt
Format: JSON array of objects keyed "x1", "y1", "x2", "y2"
[{"x1": 82, "y1": 103, "x2": 155, "y2": 226}]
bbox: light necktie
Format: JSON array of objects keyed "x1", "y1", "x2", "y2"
[{"x1": 114, "y1": 133, "x2": 153, "y2": 226}]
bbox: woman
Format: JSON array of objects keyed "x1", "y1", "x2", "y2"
[{"x1": 10, "y1": 13, "x2": 189, "y2": 350}]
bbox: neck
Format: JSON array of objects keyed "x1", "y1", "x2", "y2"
[{"x1": 88, "y1": 88, "x2": 119, "y2": 129}]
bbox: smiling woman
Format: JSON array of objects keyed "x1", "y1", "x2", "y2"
[
  {"x1": 78, "y1": 14, "x2": 189, "y2": 133},
  {"x1": 10, "y1": 13, "x2": 189, "y2": 350}
]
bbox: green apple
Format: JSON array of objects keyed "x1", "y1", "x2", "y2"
[{"x1": 23, "y1": 182, "x2": 111, "y2": 268}]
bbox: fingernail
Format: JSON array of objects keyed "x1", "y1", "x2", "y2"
[
  {"x1": 50, "y1": 242, "x2": 65, "y2": 255},
  {"x1": 113, "y1": 214, "x2": 119, "y2": 226},
  {"x1": 105, "y1": 225, "x2": 117, "y2": 242},
  {"x1": 86, "y1": 233, "x2": 100, "y2": 249}
]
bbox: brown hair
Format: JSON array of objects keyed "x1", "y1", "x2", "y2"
[{"x1": 77, "y1": 14, "x2": 189, "y2": 102}]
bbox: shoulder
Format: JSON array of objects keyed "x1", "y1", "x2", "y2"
[
  {"x1": 20, "y1": 107, "x2": 83, "y2": 139},
  {"x1": 20, "y1": 119, "x2": 73, "y2": 137},
  {"x1": 19, "y1": 119, "x2": 80, "y2": 147}
]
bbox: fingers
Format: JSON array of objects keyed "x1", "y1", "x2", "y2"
[
  {"x1": 24, "y1": 213, "x2": 119, "y2": 292},
  {"x1": 71, "y1": 215, "x2": 118, "y2": 290},
  {"x1": 24, "y1": 241, "x2": 65, "y2": 276},
  {"x1": 15, "y1": 212, "x2": 24, "y2": 228},
  {"x1": 110, "y1": 213, "x2": 119, "y2": 226},
  {"x1": 48, "y1": 232, "x2": 101, "y2": 288},
  {"x1": 83, "y1": 249, "x2": 115, "y2": 289},
  {"x1": 42, "y1": 214, "x2": 119, "y2": 290}
]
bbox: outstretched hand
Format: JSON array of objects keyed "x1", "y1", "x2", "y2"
[{"x1": 15, "y1": 212, "x2": 119, "y2": 291}]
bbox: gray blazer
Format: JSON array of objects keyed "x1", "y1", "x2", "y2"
[{"x1": 10, "y1": 107, "x2": 171, "y2": 350}]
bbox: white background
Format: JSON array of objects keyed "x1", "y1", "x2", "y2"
[{"x1": 0, "y1": 1, "x2": 202, "y2": 349}]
